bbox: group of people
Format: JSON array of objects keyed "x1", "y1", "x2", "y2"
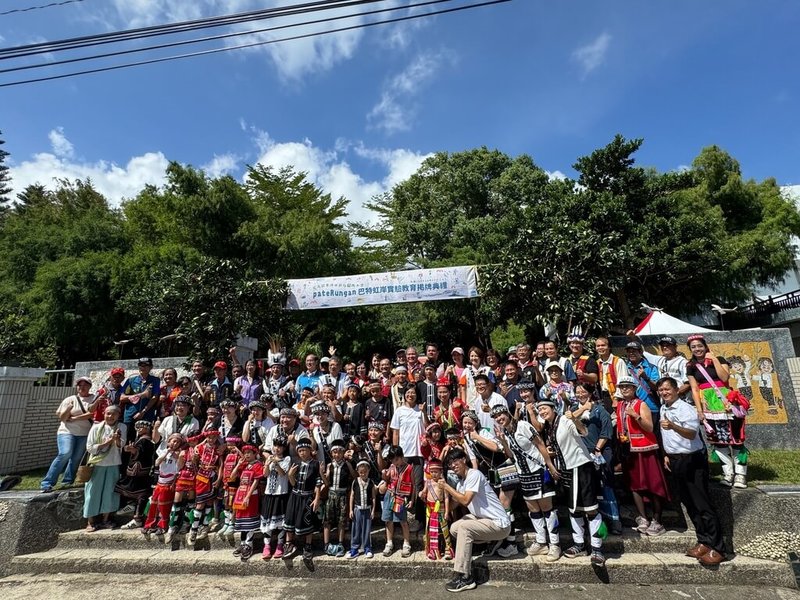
[{"x1": 40, "y1": 333, "x2": 749, "y2": 591}]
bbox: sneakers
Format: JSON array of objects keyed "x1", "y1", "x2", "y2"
[
  {"x1": 262, "y1": 544, "x2": 272, "y2": 560},
  {"x1": 282, "y1": 543, "x2": 296, "y2": 559},
  {"x1": 273, "y1": 544, "x2": 284, "y2": 559},
  {"x1": 445, "y1": 575, "x2": 477, "y2": 593},
  {"x1": 364, "y1": 549, "x2": 374, "y2": 558},
  {"x1": 335, "y1": 544, "x2": 346, "y2": 558},
  {"x1": 645, "y1": 520, "x2": 666, "y2": 537},
  {"x1": 720, "y1": 474, "x2": 734, "y2": 487},
  {"x1": 591, "y1": 550, "x2": 606, "y2": 566},
  {"x1": 325, "y1": 543, "x2": 336, "y2": 556},
  {"x1": 187, "y1": 529, "x2": 198, "y2": 545},
  {"x1": 527, "y1": 542, "x2": 549, "y2": 556},
  {"x1": 208, "y1": 518, "x2": 220, "y2": 532},
  {"x1": 240, "y1": 543, "x2": 253, "y2": 562},
  {"x1": 401, "y1": 543, "x2": 412, "y2": 557},
  {"x1": 733, "y1": 474, "x2": 747, "y2": 489},
  {"x1": 197, "y1": 525, "x2": 209, "y2": 540},
  {"x1": 232, "y1": 544, "x2": 242, "y2": 557},
  {"x1": 546, "y1": 545, "x2": 561, "y2": 562},
  {"x1": 120, "y1": 519, "x2": 142, "y2": 530},
  {"x1": 347, "y1": 549, "x2": 359, "y2": 559},
  {"x1": 563, "y1": 544, "x2": 588, "y2": 558},
  {"x1": 382, "y1": 541, "x2": 394, "y2": 557},
  {"x1": 302, "y1": 545, "x2": 314, "y2": 561},
  {"x1": 634, "y1": 516, "x2": 649, "y2": 534},
  {"x1": 487, "y1": 539, "x2": 504, "y2": 557},
  {"x1": 496, "y1": 541, "x2": 520, "y2": 558},
  {"x1": 164, "y1": 528, "x2": 176, "y2": 544}
]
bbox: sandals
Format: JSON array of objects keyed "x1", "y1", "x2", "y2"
[{"x1": 85, "y1": 524, "x2": 98, "y2": 533}]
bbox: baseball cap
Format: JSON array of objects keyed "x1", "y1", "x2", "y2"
[
  {"x1": 213, "y1": 360, "x2": 228, "y2": 370},
  {"x1": 625, "y1": 341, "x2": 643, "y2": 352}
]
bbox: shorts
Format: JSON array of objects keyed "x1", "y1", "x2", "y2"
[{"x1": 381, "y1": 492, "x2": 407, "y2": 523}]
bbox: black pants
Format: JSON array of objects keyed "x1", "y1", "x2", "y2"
[{"x1": 669, "y1": 451, "x2": 723, "y2": 553}]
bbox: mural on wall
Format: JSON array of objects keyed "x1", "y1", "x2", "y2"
[{"x1": 636, "y1": 341, "x2": 787, "y2": 425}]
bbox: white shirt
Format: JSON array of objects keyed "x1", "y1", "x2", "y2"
[
  {"x1": 471, "y1": 392, "x2": 506, "y2": 432},
  {"x1": 456, "y1": 468, "x2": 511, "y2": 528},
  {"x1": 511, "y1": 420, "x2": 545, "y2": 472},
  {"x1": 390, "y1": 404, "x2": 425, "y2": 458},
  {"x1": 554, "y1": 417, "x2": 592, "y2": 469},
  {"x1": 264, "y1": 455, "x2": 292, "y2": 495},
  {"x1": 157, "y1": 414, "x2": 200, "y2": 453},
  {"x1": 56, "y1": 395, "x2": 93, "y2": 437},
  {"x1": 661, "y1": 400, "x2": 704, "y2": 454},
  {"x1": 86, "y1": 422, "x2": 127, "y2": 467},
  {"x1": 263, "y1": 423, "x2": 310, "y2": 458}
]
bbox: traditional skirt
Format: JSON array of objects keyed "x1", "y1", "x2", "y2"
[
  {"x1": 260, "y1": 492, "x2": 289, "y2": 534},
  {"x1": 194, "y1": 468, "x2": 217, "y2": 503},
  {"x1": 175, "y1": 468, "x2": 195, "y2": 493},
  {"x1": 559, "y1": 462, "x2": 600, "y2": 513},
  {"x1": 284, "y1": 491, "x2": 320, "y2": 536},
  {"x1": 233, "y1": 493, "x2": 261, "y2": 533},
  {"x1": 624, "y1": 449, "x2": 671, "y2": 500},
  {"x1": 519, "y1": 468, "x2": 556, "y2": 501},
  {"x1": 114, "y1": 473, "x2": 153, "y2": 501},
  {"x1": 702, "y1": 388, "x2": 746, "y2": 446}
]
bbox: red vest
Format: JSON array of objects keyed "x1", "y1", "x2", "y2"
[{"x1": 616, "y1": 399, "x2": 659, "y2": 452}]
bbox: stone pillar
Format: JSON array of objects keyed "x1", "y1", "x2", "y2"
[{"x1": 0, "y1": 367, "x2": 46, "y2": 473}]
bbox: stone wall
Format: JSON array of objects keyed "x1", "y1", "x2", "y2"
[
  {"x1": 0, "y1": 368, "x2": 46, "y2": 473},
  {"x1": 613, "y1": 327, "x2": 800, "y2": 449},
  {"x1": 13, "y1": 385, "x2": 68, "y2": 473}
]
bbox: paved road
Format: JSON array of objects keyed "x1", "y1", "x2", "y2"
[{"x1": 0, "y1": 574, "x2": 798, "y2": 600}]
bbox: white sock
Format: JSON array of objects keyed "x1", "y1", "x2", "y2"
[
  {"x1": 569, "y1": 513, "x2": 585, "y2": 546},
  {"x1": 530, "y1": 511, "x2": 546, "y2": 545},
  {"x1": 588, "y1": 513, "x2": 603, "y2": 549},
  {"x1": 544, "y1": 510, "x2": 560, "y2": 546}
]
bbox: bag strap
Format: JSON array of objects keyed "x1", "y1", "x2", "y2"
[
  {"x1": 504, "y1": 427, "x2": 545, "y2": 470},
  {"x1": 694, "y1": 362, "x2": 728, "y2": 406}
]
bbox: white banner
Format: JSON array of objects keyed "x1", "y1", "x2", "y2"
[{"x1": 285, "y1": 266, "x2": 479, "y2": 310}]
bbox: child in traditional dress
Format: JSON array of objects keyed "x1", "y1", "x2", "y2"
[
  {"x1": 284, "y1": 438, "x2": 323, "y2": 561},
  {"x1": 165, "y1": 434, "x2": 200, "y2": 543},
  {"x1": 217, "y1": 435, "x2": 241, "y2": 539},
  {"x1": 188, "y1": 429, "x2": 223, "y2": 545},
  {"x1": 143, "y1": 432, "x2": 182, "y2": 537},
  {"x1": 260, "y1": 435, "x2": 291, "y2": 559},
  {"x1": 230, "y1": 444, "x2": 263, "y2": 561},
  {"x1": 421, "y1": 422, "x2": 445, "y2": 463},
  {"x1": 322, "y1": 439, "x2": 355, "y2": 557},
  {"x1": 420, "y1": 458, "x2": 453, "y2": 560},
  {"x1": 379, "y1": 445, "x2": 415, "y2": 558},
  {"x1": 347, "y1": 460, "x2": 377, "y2": 559}
]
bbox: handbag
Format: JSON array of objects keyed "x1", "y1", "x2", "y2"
[
  {"x1": 495, "y1": 460, "x2": 520, "y2": 487},
  {"x1": 75, "y1": 452, "x2": 93, "y2": 484}
]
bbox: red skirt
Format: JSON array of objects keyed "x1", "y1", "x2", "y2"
[{"x1": 624, "y1": 449, "x2": 671, "y2": 500}]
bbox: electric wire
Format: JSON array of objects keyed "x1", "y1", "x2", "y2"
[
  {"x1": 0, "y1": 0, "x2": 86, "y2": 17},
  {"x1": 0, "y1": 0, "x2": 511, "y2": 88}
]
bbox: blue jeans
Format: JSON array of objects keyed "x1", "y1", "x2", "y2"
[{"x1": 41, "y1": 434, "x2": 87, "y2": 489}]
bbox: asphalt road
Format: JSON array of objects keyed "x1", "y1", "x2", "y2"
[{"x1": 0, "y1": 574, "x2": 798, "y2": 600}]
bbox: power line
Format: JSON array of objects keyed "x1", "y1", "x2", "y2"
[
  {"x1": 0, "y1": 0, "x2": 454, "y2": 74},
  {"x1": 0, "y1": 0, "x2": 86, "y2": 17},
  {"x1": 0, "y1": 0, "x2": 512, "y2": 87},
  {"x1": 0, "y1": 0, "x2": 373, "y2": 58}
]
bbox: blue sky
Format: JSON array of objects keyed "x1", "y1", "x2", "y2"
[{"x1": 1, "y1": 0, "x2": 799, "y2": 222}]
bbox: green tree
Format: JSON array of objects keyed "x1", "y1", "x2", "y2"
[{"x1": 0, "y1": 131, "x2": 11, "y2": 217}]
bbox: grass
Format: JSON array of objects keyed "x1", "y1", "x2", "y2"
[{"x1": 5, "y1": 451, "x2": 800, "y2": 492}]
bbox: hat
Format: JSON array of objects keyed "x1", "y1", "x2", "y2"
[
  {"x1": 110, "y1": 367, "x2": 125, "y2": 377},
  {"x1": 490, "y1": 404, "x2": 510, "y2": 418},
  {"x1": 188, "y1": 434, "x2": 203, "y2": 444},
  {"x1": 394, "y1": 366, "x2": 408, "y2": 374},
  {"x1": 426, "y1": 458, "x2": 443, "y2": 471},
  {"x1": 346, "y1": 381, "x2": 360, "y2": 390},
  {"x1": 249, "y1": 400, "x2": 267, "y2": 412},
  {"x1": 436, "y1": 376, "x2": 451, "y2": 388},
  {"x1": 75, "y1": 376, "x2": 92, "y2": 386},
  {"x1": 544, "y1": 360, "x2": 563, "y2": 371},
  {"x1": 461, "y1": 410, "x2": 479, "y2": 424},
  {"x1": 517, "y1": 380, "x2": 536, "y2": 390},
  {"x1": 537, "y1": 398, "x2": 557, "y2": 409},
  {"x1": 396, "y1": 348, "x2": 406, "y2": 356},
  {"x1": 289, "y1": 358, "x2": 301, "y2": 366},
  {"x1": 134, "y1": 420, "x2": 153, "y2": 430},
  {"x1": 658, "y1": 335, "x2": 678, "y2": 346},
  {"x1": 225, "y1": 435, "x2": 242, "y2": 444},
  {"x1": 320, "y1": 357, "x2": 330, "y2": 364},
  {"x1": 356, "y1": 460, "x2": 370, "y2": 469},
  {"x1": 311, "y1": 401, "x2": 330, "y2": 414},
  {"x1": 138, "y1": 357, "x2": 153, "y2": 366},
  {"x1": 426, "y1": 422, "x2": 442, "y2": 433},
  {"x1": 273, "y1": 435, "x2": 288, "y2": 447},
  {"x1": 625, "y1": 341, "x2": 643, "y2": 352},
  {"x1": 173, "y1": 395, "x2": 193, "y2": 407},
  {"x1": 203, "y1": 429, "x2": 220, "y2": 437},
  {"x1": 242, "y1": 444, "x2": 258, "y2": 454},
  {"x1": 451, "y1": 347, "x2": 464, "y2": 356},
  {"x1": 617, "y1": 375, "x2": 637, "y2": 387},
  {"x1": 280, "y1": 407, "x2": 298, "y2": 418},
  {"x1": 686, "y1": 334, "x2": 708, "y2": 347},
  {"x1": 330, "y1": 439, "x2": 346, "y2": 449},
  {"x1": 368, "y1": 421, "x2": 385, "y2": 432},
  {"x1": 567, "y1": 331, "x2": 585, "y2": 343},
  {"x1": 295, "y1": 438, "x2": 312, "y2": 450},
  {"x1": 507, "y1": 345, "x2": 517, "y2": 356},
  {"x1": 213, "y1": 360, "x2": 228, "y2": 370},
  {"x1": 219, "y1": 399, "x2": 237, "y2": 408}
]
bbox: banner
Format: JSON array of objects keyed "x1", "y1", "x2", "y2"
[{"x1": 285, "y1": 266, "x2": 479, "y2": 310}]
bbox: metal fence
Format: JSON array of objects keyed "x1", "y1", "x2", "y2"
[{"x1": 35, "y1": 368, "x2": 75, "y2": 388}]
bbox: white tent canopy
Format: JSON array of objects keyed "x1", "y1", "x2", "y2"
[{"x1": 633, "y1": 310, "x2": 715, "y2": 335}]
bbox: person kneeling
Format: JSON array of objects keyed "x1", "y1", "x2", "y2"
[{"x1": 441, "y1": 448, "x2": 511, "y2": 592}]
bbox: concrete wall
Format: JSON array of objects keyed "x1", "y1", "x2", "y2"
[
  {"x1": 613, "y1": 327, "x2": 800, "y2": 449},
  {"x1": 0, "y1": 368, "x2": 46, "y2": 473},
  {"x1": 13, "y1": 385, "x2": 68, "y2": 473}
]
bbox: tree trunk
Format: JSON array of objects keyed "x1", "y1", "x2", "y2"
[{"x1": 616, "y1": 288, "x2": 635, "y2": 329}]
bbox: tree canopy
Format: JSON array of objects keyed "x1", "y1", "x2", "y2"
[{"x1": 1, "y1": 134, "x2": 798, "y2": 366}]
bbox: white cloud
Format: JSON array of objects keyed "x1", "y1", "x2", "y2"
[
  {"x1": 48, "y1": 127, "x2": 75, "y2": 159},
  {"x1": 368, "y1": 51, "x2": 453, "y2": 134},
  {"x1": 572, "y1": 32, "x2": 611, "y2": 76},
  {"x1": 546, "y1": 170, "x2": 567, "y2": 181},
  {"x1": 9, "y1": 149, "x2": 169, "y2": 205},
  {"x1": 202, "y1": 153, "x2": 240, "y2": 178},
  {"x1": 252, "y1": 130, "x2": 430, "y2": 223}
]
